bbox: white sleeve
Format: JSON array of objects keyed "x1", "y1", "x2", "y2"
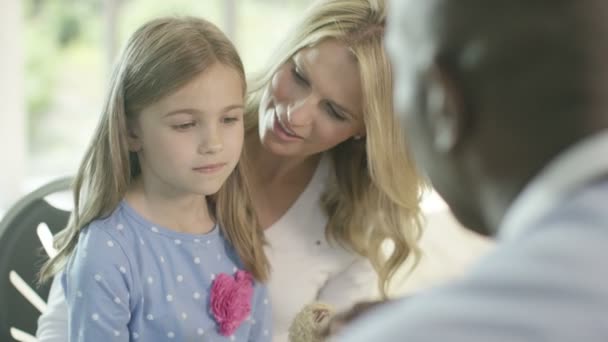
[
  {"x1": 317, "y1": 257, "x2": 378, "y2": 312},
  {"x1": 36, "y1": 273, "x2": 68, "y2": 342}
]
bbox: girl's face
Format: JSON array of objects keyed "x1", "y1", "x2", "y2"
[
  {"x1": 258, "y1": 39, "x2": 366, "y2": 158},
  {"x1": 129, "y1": 63, "x2": 245, "y2": 199}
]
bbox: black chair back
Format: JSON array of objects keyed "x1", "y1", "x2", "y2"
[{"x1": 0, "y1": 178, "x2": 72, "y2": 341}]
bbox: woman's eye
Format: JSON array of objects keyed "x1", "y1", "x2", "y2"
[
  {"x1": 291, "y1": 66, "x2": 309, "y2": 86},
  {"x1": 325, "y1": 103, "x2": 346, "y2": 121}
]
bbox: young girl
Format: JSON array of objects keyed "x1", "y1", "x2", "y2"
[{"x1": 39, "y1": 17, "x2": 272, "y2": 341}]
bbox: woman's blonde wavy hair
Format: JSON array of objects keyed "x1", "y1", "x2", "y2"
[
  {"x1": 244, "y1": 0, "x2": 426, "y2": 296},
  {"x1": 40, "y1": 16, "x2": 270, "y2": 283}
]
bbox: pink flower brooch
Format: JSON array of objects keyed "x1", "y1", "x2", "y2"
[{"x1": 210, "y1": 270, "x2": 254, "y2": 336}]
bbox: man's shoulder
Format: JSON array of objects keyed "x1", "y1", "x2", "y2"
[{"x1": 339, "y1": 223, "x2": 608, "y2": 341}]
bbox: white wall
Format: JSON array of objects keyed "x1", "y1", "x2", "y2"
[{"x1": 0, "y1": 0, "x2": 26, "y2": 210}]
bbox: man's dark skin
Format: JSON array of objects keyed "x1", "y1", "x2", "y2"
[
  {"x1": 326, "y1": 0, "x2": 608, "y2": 336},
  {"x1": 391, "y1": 0, "x2": 608, "y2": 237}
]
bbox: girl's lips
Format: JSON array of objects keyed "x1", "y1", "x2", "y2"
[{"x1": 193, "y1": 163, "x2": 226, "y2": 173}]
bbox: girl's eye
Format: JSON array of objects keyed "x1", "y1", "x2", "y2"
[
  {"x1": 172, "y1": 122, "x2": 196, "y2": 130},
  {"x1": 222, "y1": 116, "x2": 240, "y2": 124}
]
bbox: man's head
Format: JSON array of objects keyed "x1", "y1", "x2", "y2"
[{"x1": 386, "y1": 0, "x2": 608, "y2": 235}]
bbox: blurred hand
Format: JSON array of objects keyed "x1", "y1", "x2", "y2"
[{"x1": 320, "y1": 300, "x2": 388, "y2": 338}]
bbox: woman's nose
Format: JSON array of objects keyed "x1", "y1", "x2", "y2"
[{"x1": 282, "y1": 96, "x2": 317, "y2": 126}]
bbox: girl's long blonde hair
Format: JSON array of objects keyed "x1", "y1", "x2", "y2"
[
  {"x1": 245, "y1": 0, "x2": 425, "y2": 296},
  {"x1": 40, "y1": 16, "x2": 269, "y2": 283}
]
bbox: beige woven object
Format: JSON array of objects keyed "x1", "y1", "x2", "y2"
[{"x1": 288, "y1": 302, "x2": 335, "y2": 342}]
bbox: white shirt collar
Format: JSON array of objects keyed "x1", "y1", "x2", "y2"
[{"x1": 499, "y1": 130, "x2": 608, "y2": 241}]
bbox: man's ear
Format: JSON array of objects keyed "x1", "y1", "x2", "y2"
[
  {"x1": 127, "y1": 120, "x2": 142, "y2": 152},
  {"x1": 424, "y1": 63, "x2": 469, "y2": 154}
]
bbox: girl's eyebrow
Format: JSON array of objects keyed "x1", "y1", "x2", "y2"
[{"x1": 163, "y1": 104, "x2": 244, "y2": 117}]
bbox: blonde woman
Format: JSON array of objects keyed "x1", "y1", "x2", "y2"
[
  {"x1": 38, "y1": 16, "x2": 271, "y2": 341},
  {"x1": 37, "y1": 1, "x2": 425, "y2": 341}
]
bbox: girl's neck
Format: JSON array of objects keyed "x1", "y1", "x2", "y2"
[
  {"x1": 125, "y1": 178, "x2": 215, "y2": 235},
  {"x1": 246, "y1": 132, "x2": 321, "y2": 186}
]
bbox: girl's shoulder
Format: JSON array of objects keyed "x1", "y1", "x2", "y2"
[{"x1": 79, "y1": 201, "x2": 142, "y2": 253}]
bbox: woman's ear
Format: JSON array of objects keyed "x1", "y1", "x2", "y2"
[
  {"x1": 353, "y1": 132, "x2": 366, "y2": 140},
  {"x1": 424, "y1": 64, "x2": 468, "y2": 154}
]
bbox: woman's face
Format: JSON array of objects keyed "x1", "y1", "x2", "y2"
[{"x1": 258, "y1": 39, "x2": 365, "y2": 158}]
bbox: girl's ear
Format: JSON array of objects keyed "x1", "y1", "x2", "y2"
[{"x1": 127, "y1": 120, "x2": 142, "y2": 152}]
